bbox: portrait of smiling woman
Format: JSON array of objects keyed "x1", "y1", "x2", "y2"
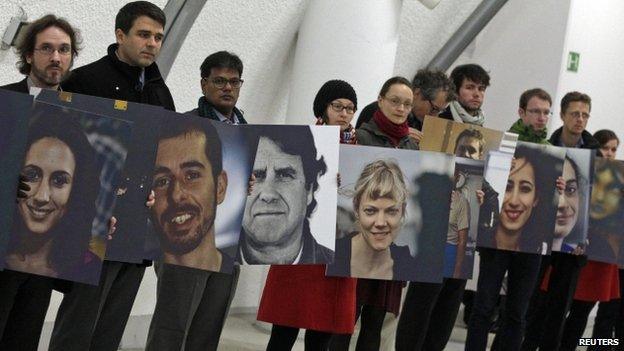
[
  {"x1": 493, "y1": 142, "x2": 564, "y2": 254},
  {"x1": 329, "y1": 159, "x2": 414, "y2": 281},
  {"x1": 5, "y1": 113, "x2": 100, "y2": 281}
]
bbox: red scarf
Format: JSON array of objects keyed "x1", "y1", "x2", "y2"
[
  {"x1": 315, "y1": 117, "x2": 357, "y2": 144},
  {"x1": 373, "y1": 109, "x2": 409, "y2": 146}
]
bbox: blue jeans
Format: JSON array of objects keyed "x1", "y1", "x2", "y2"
[{"x1": 465, "y1": 248, "x2": 542, "y2": 351}]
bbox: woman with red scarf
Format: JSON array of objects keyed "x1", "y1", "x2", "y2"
[
  {"x1": 258, "y1": 80, "x2": 359, "y2": 350},
  {"x1": 330, "y1": 76, "x2": 417, "y2": 351}
]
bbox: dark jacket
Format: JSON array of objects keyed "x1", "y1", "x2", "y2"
[
  {"x1": 238, "y1": 223, "x2": 334, "y2": 265},
  {"x1": 327, "y1": 235, "x2": 415, "y2": 281},
  {"x1": 0, "y1": 78, "x2": 29, "y2": 93},
  {"x1": 548, "y1": 127, "x2": 601, "y2": 153},
  {"x1": 356, "y1": 119, "x2": 419, "y2": 150},
  {"x1": 187, "y1": 98, "x2": 248, "y2": 124},
  {"x1": 62, "y1": 44, "x2": 175, "y2": 111},
  {"x1": 355, "y1": 101, "x2": 452, "y2": 131}
]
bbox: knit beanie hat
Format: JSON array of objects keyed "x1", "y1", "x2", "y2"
[{"x1": 313, "y1": 80, "x2": 358, "y2": 118}]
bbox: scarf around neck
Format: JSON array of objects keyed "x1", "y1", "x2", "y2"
[
  {"x1": 373, "y1": 109, "x2": 409, "y2": 146},
  {"x1": 315, "y1": 117, "x2": 357, "y2": 144},
  {"x1": 197, "y1": 97, "x2": 245, "y2": 124},
  {"x1": 449, "y1": 100, "x2": 485, "y2": 126}
]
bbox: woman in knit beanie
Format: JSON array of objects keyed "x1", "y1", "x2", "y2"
[{"x1": 313, "y1": 79, "x2": 358, "y2": 144}]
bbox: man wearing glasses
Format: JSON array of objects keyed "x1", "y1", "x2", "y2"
[
  {"x1": 522, "y1": 91, "x2": 600, "y2": 351},
  {"x1": 0, "y1": 14, "x2": 80, "y2": 351},
  {"x1": 188, "y1": 51, "x2": 248, "y2": 124},
  {"x1": 509, "y1": 88, "x2": 554, "y2": 144},
  {"x1": 355, "y1": 69, "x2": 454, "y2": 144},
  {"x1": 146, "y1": 51, "x2": 247, "y2": 351}
]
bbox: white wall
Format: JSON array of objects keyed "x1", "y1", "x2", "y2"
[
  {"x1": 451, "y1": 0, "x2": 572, "y2": 133},
  {"x1": 552, "y1": 0, "x2": 624, "y2": 158}
]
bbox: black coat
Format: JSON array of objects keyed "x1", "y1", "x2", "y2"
[
  {"x1": 0, "y1": 78, "x2": 29, "y2": 93},
  {"x1": 62, "y1": 44, "x2": 175, "y2": 111},
  {"x1": 548, "y1": 127, "x2": 601, "y2": 155}
]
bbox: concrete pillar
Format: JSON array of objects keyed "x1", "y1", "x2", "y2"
[{"x1": 285, "y1": 0, "x2": 402, "y2": 125}]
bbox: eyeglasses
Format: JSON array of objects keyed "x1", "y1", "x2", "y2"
[
  {"x1": 567, "y1": 111, "x2": 590, "y2": 119},
  {"x1": 329, "y1": 101, "x2": 356, "y2": 114},
  {"x1": 525, "y1": 108, "x2": 553, "y2": 117},
  {"x1": 34, "y1": 44, "x2": 72, "y2": 56},
  {"x1": 427, "y1": 99, "x2": 445, "y2": 116},
  {"x1": 383, "y1": 96, "x2": 413, "y2": 110},
  {"x1": 203, "y1": 77, "x2": 244, "y2": 89}
]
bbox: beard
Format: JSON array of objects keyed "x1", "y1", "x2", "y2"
[
  {"x1": 30, "y1": 63, "x2": 67, "y2": 87},
  {"x1": 158, "y1": 217, "x2": 214, "y2": 256}
]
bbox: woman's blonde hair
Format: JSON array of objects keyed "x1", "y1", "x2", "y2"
[{"x1": 352, "y1": 160, "x2": 408, "y2": 215}]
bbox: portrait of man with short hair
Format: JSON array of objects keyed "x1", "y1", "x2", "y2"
[{"x1": 150, "y1": 116, "x2": 241, "y2": 273}]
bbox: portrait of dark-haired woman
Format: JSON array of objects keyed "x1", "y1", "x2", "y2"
[
  {"x1": 5, "y1": 112, "x2": 101, "y2": 281},
  {"x1": 587, "y1": 158, "x2": 624, "y2": 264},
  {"x1": 494, "y1": 144, "x2": 562, "y2": 254}
]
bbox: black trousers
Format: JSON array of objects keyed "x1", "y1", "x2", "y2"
[
  {"x1": 465, "y1": 249, "x2": 542, "y2": 351},
  {"x1": 559, "y1": 299, "x2": 619, "y2": 351},
  {"x1": 521, "y1": 252, "x2": 585, "y2": 351},
  {"x1": 146, "y1": 263, "x2": 240, "y2": 351},
  {"x1": 266, "y1": 324, "x2": 333, "y2": 351},
  {"x1": 49, "y1": 261, "x2": 146, "y2": 351},
  {"x1": 395, "y1": 278, "x2": 466, "y2": 351},
  {"x1": 329, "y1": 304, "x2": 386, "y2": 351},
  {"x1": 0, "y1": 270, "x2": 52, "y2": 351}
]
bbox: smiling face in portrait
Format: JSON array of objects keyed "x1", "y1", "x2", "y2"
[
  {"x1": 590, "y1": 167, "x2": 622, "y2": 220},
  {"x1": 243, "y1": 137, "x2": 312, "y2": 246},
  {"x1": 357, "y1": 196, "x2": 403, "y2": 251},
  {"x1": 378, "y1": 84, "x2": 413, "y2": 125},
  {"x1": 151, "y1": 131, "x2": 226, "y2": 255},
  {"x1": 18, "y1": 137, "x2": 75, "y2": 235},
  {"x1": 554, "y1": 159, "x2": 579, "y2": 238},
  {"x1": 500, "y1": 158, "x2": 538, "y2": 233}
]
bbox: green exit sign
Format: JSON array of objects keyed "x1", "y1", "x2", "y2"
[{"x1": 567, "y1": 51, "x2": 580, "y2": 72}]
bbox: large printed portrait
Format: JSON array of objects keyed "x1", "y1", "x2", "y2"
[
  {"x1": 444, "y1": 158, "x2": 483, "y2": 279},
  {"x1": 35, "y1": 89, "x2": 166, "y2": 264},
  {"x1": 552, "y1": 148, "x2": 593, "y2": 253},
  {"x1": 586, "y1": 158, "x2": 624, "y2": 264},
  {"x1": 4, "y1": 102, "x2": 132, "y2": 284},
  {"x1": 238, "y1": 125, "x2": 339, "y2": 265},
  {"x1": 327, "y1": 145, "x2": 454, "y2": 283},
  {"x1": 146, "y1": 114, "x2": 253, "y2": 273},
  {"x1": 478, "y1": 142, "x2": 565, "y2": 254}
]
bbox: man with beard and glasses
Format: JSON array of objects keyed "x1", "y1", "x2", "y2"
[
  {"x1": 50, "y1": 2, "x2": 175, "y2": 351},
  {"x1": 0, "y1": 14, "x2": 80, "y2": 351}
]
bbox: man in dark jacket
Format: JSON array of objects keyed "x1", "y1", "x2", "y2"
[
  {"x1": 0, "y1": 14, "x2": 80, "y2": 351},
  {"x1": 355, "y1": 69, "x2": 454, "y2": 143},
  {"x1": 146, "y1": 51, "x2": 244, "y2": 351},
  {"x1": 49, "y1": 3, "x2": 174, "y2": 351},
  {"x1": 522, "y1": 91, "x2": 598, "y2": 351}
]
